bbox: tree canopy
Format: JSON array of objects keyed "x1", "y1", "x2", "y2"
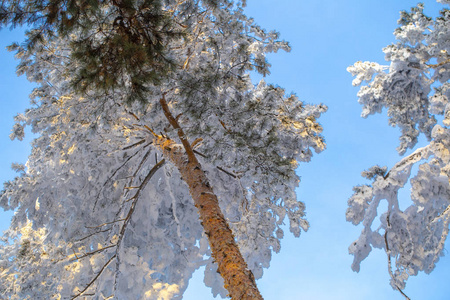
[{"x1": 1, "y1": 0, "x2": 181, "y2": 102}]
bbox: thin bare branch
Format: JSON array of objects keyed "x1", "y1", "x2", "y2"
[
  {"x1": 71, "y1": 254, "x2": 117, "y2": 299},
  {"x1": 122, "y1": 139, "x2": 146, "y2": 150},
  {"x1": 124, "y1": 196, "x2": 137, "y2": 202},
  {"x1": 111, "y1": 159, "x2": 166, "y2": 294},
  {"x1": 85, "y1": 219, "x2": 126, "y2": 229},
  {"x1": 93, "y1": 148, "x2": 143, "y2": 211},
  {"x1": 75, "y1": 227, "x2": 112, "y2": 243},
  {"x1": 71, "y1": 244, "x2": 117, "y2": 261},
  {"x1": 396, "y1": 286, "x2": 411, "y2": 300},
  {"x1": 193, "y1": 149, "x2": 207, "y2": 158},
  {"x1": 119, "y1": 159, "x2": 166, "y2": 237},
  {"x1": 132, "y1": 148, "x2": 153, "y2": 177},
  {"x1": 216, "y1": 166, "x2": 237, "y2": 178}
]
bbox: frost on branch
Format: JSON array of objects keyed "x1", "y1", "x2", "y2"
[
  {"x1": 0, "y1": 0, "x2": 326, "y2": 299},
  {"x1": 348, "y1": 0, "x2": 450, "y2": 293},
  {"x1": 347, "y1": 127, "x2": 450, "y2": 290}
]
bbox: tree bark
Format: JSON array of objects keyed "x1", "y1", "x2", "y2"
[{"x1": 154, "y1": 97, "x2": 263, "y2": 300}]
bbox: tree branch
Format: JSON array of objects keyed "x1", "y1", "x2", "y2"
[
  {"x1": 85, "y1": 219, "x2": 126, "y2": 229},
  {"x1": 384, "y1": 215, "x2": 411, "y2": 300},
  {"x1": 427, "y1": 58, "x2": 450, "y2": 68},
  {"x1": 70, "y1": 244, "x2": 117, "y2": 261},
  {"x1": 216, "y1": 166, "x2": 237, "y2": 178},
  {"x1": 71, "y1": 254, "x2": 117, "y2": 299},
  {"x1": 159, "y1": 95, "x2": 197, "y2": 162},
  {"x1": 122, "y1": 139, "x2": 146, "y2": 150},
  {"x1": 383, "y1": 145, "x2": 430, "y2": 179}
]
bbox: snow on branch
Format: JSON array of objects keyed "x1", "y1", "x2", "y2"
[{"x1": 348, "y1": 1, "x2": 450, "y2": 293}]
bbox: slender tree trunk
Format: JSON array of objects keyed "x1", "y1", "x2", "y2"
[{"x1": 154, "y1": 97, "x2": 263, "y2": 300}]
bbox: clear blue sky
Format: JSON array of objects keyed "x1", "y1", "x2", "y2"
[{"x1": 1, "y1": 1, "x2": 449, "y2": 299}]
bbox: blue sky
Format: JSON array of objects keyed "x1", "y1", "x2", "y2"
[{"x1": 1, "y1": 1, "x2": 449, "y2": 299}]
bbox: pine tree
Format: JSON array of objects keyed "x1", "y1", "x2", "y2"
[
  {"x1": 1, "y1": 0, "x2": 180, "y2": 102},
  {"x1": 347, "y1": 0, "x2": 450, "y2": 297},
  {"x1": 0, "y1": 0, "x2": 326, "y2": 299}
]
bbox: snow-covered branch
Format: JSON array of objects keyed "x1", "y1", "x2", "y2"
[{"x1": 348, "y1": 1, "x2": 450, "y2": 293}]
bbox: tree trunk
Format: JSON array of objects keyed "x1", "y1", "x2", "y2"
[{"x1": 154, "y1": 97, "x2": 263, "y2": 300}]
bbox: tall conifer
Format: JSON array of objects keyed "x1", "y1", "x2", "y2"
[{"x1": 0, "y1": 1, "x2": 326, "y2": 298}]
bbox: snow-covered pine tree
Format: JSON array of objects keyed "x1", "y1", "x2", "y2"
[
  {"x1": 347, "y1": 0, "x2": 450, "y2": 297},
  {"x1": 0, "y1": 0, "x2": 326, "y2": 299}
]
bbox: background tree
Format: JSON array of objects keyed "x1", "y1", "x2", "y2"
[
  {"x1": 0, "y1": 0, "x2": 326, "y2": 299},
  {"x1": 347, "y1": 0, "x2": 450, "y2": 298}
]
